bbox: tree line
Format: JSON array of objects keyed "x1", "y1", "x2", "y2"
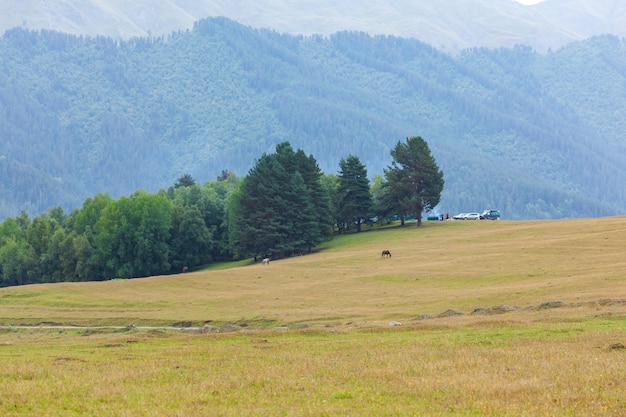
[{"x1": 0, "y1": 137, "x2": 443, "y2": 287}]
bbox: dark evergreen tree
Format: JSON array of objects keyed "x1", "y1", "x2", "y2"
[
  {"x1": 174, "y1": 174, "x2": 196, "y2": 188},
  {"x1": 294, "y1": 150, "x2": 333, "y2": 245},
  {"x1": 282, "y1": 171, "x2": 320, "y2": 254},
  {"x1": 275, "y1": 143, "x2": 332, "y2": 251},
  {"x1": 217, "y1": 169, "x2": 234, "y2": 182},
  {"x1": 228, "y1": 142, "x2": 331, "y2": 259},
  {"x1": 231, "y1": 153, "x2": 291, "y2": 259},
  {"x1": 384, "y1": 136, "x2": 444, "y2": 227},
  {"x1": 337, "y1": 155, "x2": 372, "y2": 233}
]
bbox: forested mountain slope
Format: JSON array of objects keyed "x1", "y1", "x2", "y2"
[
  {"x1": 1, "y1": 19, "x2": 625, "y2": 220},
  {"x1": 2, "y1": 0, "x2": 626, "y2": 53}
]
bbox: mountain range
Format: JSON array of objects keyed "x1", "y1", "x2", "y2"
[
  {"x1": 1, "y1": 1, "x2": 626, "y2": 221},
  {"x1": 2, "y1": 0, "x2": 626, "y2": 52}
]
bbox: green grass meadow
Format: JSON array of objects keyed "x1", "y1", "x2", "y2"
[{"x1": 1, "y1": 217, "x2": 625, "y2": 416}]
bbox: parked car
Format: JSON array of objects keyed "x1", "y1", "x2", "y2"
[
  {"x1": 480, "y1": 209, "x2": 501, "y2": 220},
  {"x1": 464, "y1": 213, "x2": 480, "y2": 220},
  {"x1": 453, "y1": 213, "x2": 468, "y2": 220}
]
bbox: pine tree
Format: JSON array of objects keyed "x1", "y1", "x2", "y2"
[
  {"x1": 294, "y1": 150, "x2": 333, "y2": 247},
  {"x1": 337, "y1": 155, "x2": 372, "y2": 233},
  {"x1": 228, "y1": 142, "x2": 331, "y2": 259},
  {"x1": 384, "y1": 136, "x2": 444, "y2": 227},
  {"x1": 231, "y1": 153, "x2": 291, "y2": 259}
]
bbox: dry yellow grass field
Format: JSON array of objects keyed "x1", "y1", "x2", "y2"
[
  {"x1": 0, "y1": 217, "x2": 625, "y2": 416},
  {"x1": 1, "y1": 217, "x2": 624, "y2": 327}
]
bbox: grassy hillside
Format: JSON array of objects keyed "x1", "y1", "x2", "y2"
[
  {"x1": 1, "y1": 218, "x2": 625, "y2": 416},
  {"x1": 1, "y1": 217, "x2": 624, "y2": 327},
  {"x1": 1, "y1": 217, "x2": 626, "y2": 416}
]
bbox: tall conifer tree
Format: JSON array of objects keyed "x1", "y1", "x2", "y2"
[
  {"x1": 229, "y1": 142, "x2": 331, "y2": 259},
  {"x1": 337, "y1": 155, "x2": 372, "y2": 233},
  {"x1": 384, "y1": 136, "x2": 444, "y2": 227}
]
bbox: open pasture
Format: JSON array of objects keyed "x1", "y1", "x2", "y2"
[{"x1": 1, "y1": 217, "x2": 625, "y2": 416}]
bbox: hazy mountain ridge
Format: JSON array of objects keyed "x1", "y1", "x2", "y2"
[
  {"x1": 2, "y1": 0, "x2": 626, "y2": 53},
  {"x1": 1, "y1": 19, "x2": 625, "y2": 221}
]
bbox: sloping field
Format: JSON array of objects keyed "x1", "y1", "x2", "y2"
[
  {"x1": 0, "y1": 217, "x2": 625, "y2": 416},
  {"x1": 1, "y1": 217, "x2": 625, "y2": 328}
]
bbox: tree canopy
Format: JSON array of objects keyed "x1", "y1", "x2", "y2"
[{"x1": 0, "y1": 175, "x2": 240, "y2": 286}]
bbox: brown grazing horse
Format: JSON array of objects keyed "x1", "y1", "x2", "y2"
[{"x1": 381, "y1": 250, "x2": 391, "y2": 258}]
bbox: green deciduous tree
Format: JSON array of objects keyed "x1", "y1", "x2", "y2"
[
  {"x1": 73, "y1": 193, "x2": 112, "y2": 235},
  {"x1": 134, "y1": 192, "x2": 173, "y2": 276},
  {"x1": 384, "y1": 136, "x2": 444, "y2": 227},
  {"x1": 0, "y1": 218, "x2": 23, "y2": 244},
  {"x1": 169, "y1": 205, "x2": 212, "y2": 272},
  {"x1": 0, "y1": 217, "x2": 34, "y2": 286},
  {"x1": 204, "y1": 174, "x2": 241, "y2": 260},
  {"x1": 371, "y1": 174, "x2": 396, "y2": 224},
  {"x1": 0, "y1": 237, "x2": 33, "y2": 287},
  {"x1": 94, "y1": 191, "x2": 173, "y2": 279},
  {"x1": 18, "y1": 215, "x2": 63, "y2": 284},
  {"x1": 71, "y1": 231, "x2": 99, "y2": 282}
]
